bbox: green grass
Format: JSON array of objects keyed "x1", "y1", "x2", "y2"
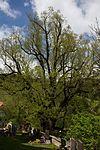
[{"x1": 0, "y1": 134, "x2": 57, "y2": 150}]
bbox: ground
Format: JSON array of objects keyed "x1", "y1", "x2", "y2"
[{"x1": 0, "y1": 134, "x2": 57, "y2": 150}]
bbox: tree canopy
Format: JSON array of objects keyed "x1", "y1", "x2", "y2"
[{"x1": 0, "y1": 8, "x2": 100, "y2": 149}]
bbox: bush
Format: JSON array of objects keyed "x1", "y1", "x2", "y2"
[{"x1": 66, "y1": 113, "x2": 100, "y2": 150}]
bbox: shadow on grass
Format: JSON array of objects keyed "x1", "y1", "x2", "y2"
[{"x1": 0, "y1": 134, "x2": 56, "y2": 150}]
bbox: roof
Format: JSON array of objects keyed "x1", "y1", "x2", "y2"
[{"x1": 0, "y1": 101, "x2": 4, "y2": 107}]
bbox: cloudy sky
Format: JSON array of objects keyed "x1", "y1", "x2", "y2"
[{"x1": 0, "y1": 0, "x2": 100, "y2": 39}]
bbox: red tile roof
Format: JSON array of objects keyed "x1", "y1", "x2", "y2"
[{"x1": 0, "y1": 101, "x2": 4, "y2": 107}]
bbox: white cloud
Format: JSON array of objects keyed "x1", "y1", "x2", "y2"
[
  {"x1": 24, "y1": 2, "x2": 30, "y2": 7},
  {"x1": 0, "y1": 25, "x2": 12, "y2": 39},
  {"x1": 33, "y1": 0, "x2": 100, "y2": 34},
  {"x1": 0, "y1": 0, "x2": 20, "y2": 18},
  {"x1": 30, "y1": 0, "x2": 36, "y2": 12},
  {"x1": 0, "y1": 24, "x2": 23, "y2": 40}
]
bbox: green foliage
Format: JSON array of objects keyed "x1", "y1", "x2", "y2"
[
  {"x1": 0, "y1": 8, "x2": 100, "y2": 134},
  {"x1": 0, "y1": 135, "x2": 56, "y2": 150},
  {"x1": 66, "y1": 113, "x2": 100, "y2": 150}
]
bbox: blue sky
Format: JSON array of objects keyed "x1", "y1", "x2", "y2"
[
  {"x1": 0, "y1": 0, "x2": 100, "y2": 39},
  {"x1": 0, "y1": 0, "x2": 34, "y2": 27},
  {"x1": 0, "y1": 0, "x2": 100, "y2": 69}
]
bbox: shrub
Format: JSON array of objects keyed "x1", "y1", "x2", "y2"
[{"x1": 66, "y1": 113, "x2": 100, "y2": 150}]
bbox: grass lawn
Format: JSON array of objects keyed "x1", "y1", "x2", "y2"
[{"x1": 0, "y1": 134, "x2": 57, "y2": 150}]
